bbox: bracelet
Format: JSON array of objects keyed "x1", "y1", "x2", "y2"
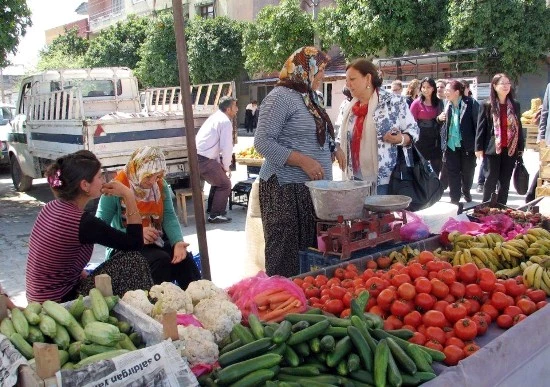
[
  {"x1": 399, "y1": 134, "x2": 406, "y2": 146},
  {"x1": 126, "y1": 210, "x2": 140, "y2": 217}
]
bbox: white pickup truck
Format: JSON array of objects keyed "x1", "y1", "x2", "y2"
[{"x1": 6, "y1": 67, "x2": 234, "y2": 191}]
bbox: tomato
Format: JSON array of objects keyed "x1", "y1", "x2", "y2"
[
  {"x1": 443, "y1": 344, "x2": 466, "y2": 366},
  {"x1": 454, "y1": 318, "x2": 478, "y2": 341},
  {"x1": 473, "y1": 311, "x2": 492, "y2": 325},
  {"x1": 414, "y1": 277, "x2": 432, "y2": 294},
  {"x1": 383, "y1": 319, "x2": 395, "y2": 331},
  {"x1": 402, "y1": 324, "x2": 416, "y2": 332},
  {"x1": 513, "y1": 313, "x2": 527, "y2": 325},
  {"x1": 464, "y1": 283, "x2": 483, "y2": 300},
  {"x1": 438, "y1": 268, "x2": 456, "y2": 285},
  {"x1": 458, "y1": 263, "x2": 478, "y2": 284},
  {"x1": 492, "y1": 282, "x2": 506, "y2": 294},
  {"x1": 304, "y1": 285, "x2": 320, "y2": 298},
  {"x1": 314, "y1": 274, "x2": 328, "y2": 287},
  {"x1": 496, "y1": 314, "x2": 513, "y2": 329},
  {"x1": 340, "y1": 308, "x2": 351, "y2": 318},
  {"x1": 516, "y1": 298, "x2": 537, "y2": 315},
  {"x1": 409, "y1": 331, "x2": 426, "y2": 345},
  {"x1": 537, "y1": 300, "x2": 548, "y2": 310},
  {"x1": 368, "y1": 305, "x2": 386, "y2": 318},
  {"x1": 425, "y1": 326, "x2": 446, "y2": 344},
  {"x1": 430, "y1": 278, "x2": 450, "y2": 299},
  {"x1": 491, "y1": 291, "x2": 512, "y2": 311},
  {"x1": 416, "y1": 324, "x2": 427, "y2": 336},
  {"x1": 526, "y1": 289, "x2": 547, "y2": 303},
  {"x1": 415, "y1": 293, "x2": 436, "y2": 312},
  {"x1": 377, "y1": 256, "x2": 392, "y2": 269},
  {"x1": 408, "y1": 262, "x2": 428, "y2": 280},
  {"x1": 362, "y1": 268, "x2": 376, "y2": 282},
  {"x1": 463, "y1": 343, "x2": 480, "y2": 357},
  {"x1": 334, "y1": 268, "x2": 346, "y2": 280},
  {"x1": 391, "y1": 273, "x2": 412, "y2": 288},
  {"x1": 323, "y1": 299, "x2": 345, "y2": 315},
  {"x1": 470, "y1": 314, "x2": 488, "y2": 336},
  {"x1": 340, "y1": 279, "x2": 355, "y2": 289},
  {"x1": 424, "y1": 339, "x2": 444, "y2": 352},
  {"x1": 303, "y1": 275, "x2": 315, "y2": 284},
  {"x1": 329, "y1": 286, "x2": 347, "y2": 299},
  {"x1": 342, "y1": 292, "x2": 353, "y2": 308},
  {"x1": 344, "y1": 270, "x2": 357, "y2": 280},
  {"x1": 404, "y1": 310, "x2": 423, "y2": 328},
  {"x1": 386, "y1": 315, "x2": 404, "y2": 329},
  {"x1": 503, "y1": 305, "x2": 522, "y2": 318},
  {"x1": 446, "y1": 336, "x2": 465, "y2": 348},
  {"x1": 377, "y1": 288, "x2": 397, "y2": 311},
  {"x1": 480, "y1": 303, "x2": 499, "y2": 321},
  {"x1": 444, "y1": 302, "x2": 468, "y2": 324},
  {"x1": 426, "y1": 260, "x2": 444, "y2": 273},
  {"x1": 390, "y1": 299, "x2": 412, "y2": 318},
  {"x1": 392, "y1": 262, "x2": 406, "y2": 271},
  {"x1": 345, "y1": 263, "x2": 359, "y2": 272},
  {"x1": 366, "y1": 260, "x2": 378, "y2": 270},
  {"x1": 326, "y1": 278, "x2": 341, "y2": 287},
  {"x1": 320, "y1": 288, "x2": 331, "y2": 298},
  {"x1": 422, "y1": 310, "x2": 447, "y2": 328},
  {"x1": 442, "y1": 294, "x2": 456, "y2": 304},
  {"x1": 503, "y1": 278, "x2": 526, "y2": 297},
  {"x1": 449, "y1": 282, "x2": 466, "y2": 299},
  {"x1": 320, "y1": 295, "x2": 330, "y2": 304},
  {"x1": 365, "y1": 277, "x2": 386, "y2": 298},
  {"x1": 397, "y1": 282, "x2": 416, "y2": 301},
  {"x1": 308, "y1": 296, "x2": 321, "y2": 305},
  {"x1": 477, "y1": 268, "x2": 496, "y2": 293},
  {"x1": 433, "y1": 300, "x2": 450, "y2": 314},
  {"x1": 293, "y1": 278, "x2": 305, "y2": 287},
  {"x1": 418, "y1": 250, "x2": 436, "y2": 264}
]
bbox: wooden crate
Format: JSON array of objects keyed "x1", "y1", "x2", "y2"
[
  {"x1": 525, "y1": 123, "x2": 539, "y2": 150},
  {"x1": 536, "y1": 177, "x2": 550, "y2": 198},
  {"x1": 236, "y1": 157, "x2": 264, "y2": 167}
]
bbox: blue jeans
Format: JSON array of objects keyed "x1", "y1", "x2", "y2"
[{"x1": 377, "y1": 184, "x2": 389, "y2": 195}]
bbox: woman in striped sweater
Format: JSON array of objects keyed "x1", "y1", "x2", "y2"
[{"x1": 25, "y1": 150, "x2": 153, "y2": 302}]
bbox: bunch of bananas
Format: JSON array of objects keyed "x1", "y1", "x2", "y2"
[
  {"x1": 389, "y1": 245, "x2": 421, "y2": 265},
  {"x1": 521, "y1": 260, "x2": 550, "y2": 296}
]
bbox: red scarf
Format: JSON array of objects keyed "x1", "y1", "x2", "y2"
[{"x1": 351, "y1": 101, "x2": 369, "y2": 173}]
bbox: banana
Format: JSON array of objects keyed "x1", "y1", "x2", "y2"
[
  {"x1": 455, "y1": 234, "x2": 474, "y2": 243},
  {"x1": 476, "y1": 234, "x2": 489, "y2": 248},
  {"x1": 472, "y1": 255, "x2": 486, "y2": 269},
  {"x1": 463, "y1": 249, "x2": 473, "y2": 264},
  {"x1": 501, "y1": 246, "x2": 512, "y2": 262},
  {"x1": 530, "y1": 255, "x2": 545, "y2": 264},
  {"x1": 534, "y1": 265, "x2": 544, "y2": 290},
  {"x1": 524, "y1": 263, "x2": 540, "y2": 287},
  {"x1": 503, "y1": 246, "x2": 523, "y2": 259},
  {"x1": 448, "y1": 231, "x2": 459, "y2": 242},
  {"x1": 494, "y1": 245, "x2": 503, "y2": 259},
  {"x1": 459, "y1": 251, "x2": 466, "y2": 266},
  {"x1": 524, "y1": 234, "x2": 537, "y2": 244},
  {"x1": 542, "y1": 270, "x2": 550, "y2": 292},
  {"x1": 520, "y1": 261, "x2": 528, "y2": 271},
  {"x1": 453, "y1": 250, "x2": 461, "y2": 266},
  {"x1": 539, "y1": 277, "x2": 550, "y2": 296},
  {"x1": 541, "y1": 257, "x2": 550, "y2": 269}
]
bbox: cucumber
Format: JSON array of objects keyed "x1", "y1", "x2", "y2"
[
  {"x1": 374, "y1": 339, "x2": 389, "y2": 387},
  {"x1": 284, "y1": 314, "x2": 327, "y2": 324},
  {"x1": 272, "y1": 320, "x2": 293, "y2": 344},
  {"x1": 287, "y1": 320, "x2": 330, "y2": 346},
  {"x1": 291, "y1": 320, "x2": 310, "y2": 332},
  {"x1": 268, "y1": 342, "x2": 287, "y2": 356},
  {"x1": 336, "y1": 359, "x2": 348, "y2": 376},
  {"x1": 406, "y1": 344, "x2": 434, "y2": 373},
  {"x1": 303, "y1": 359, "x2": 330, "y2": 373},
  {"x1": 248, "y1": 313, "x2": 265, "y2": 339},
  {"x1": 324, "y1": 326, "x2": 348, "y2": 338},
  {"x1": 386, "y1": 337, "x2": 416, "y2": 376},
  {"x1": 319, "y1": 335, "x2": 336, "y2": 352},
  {"x1": 386, "y1": 349, "x2": 403, "y2": 387},
  {"x1": 350, "y1": 316, "x2": 378, "y2": 353},
  {"x1": 349, "y1": 370, "x2": 375, "y2": 385},
  {"x1": 364, "y1": 313, "x2": 384, "y2": 329},
  {"x1": 347, "y1": 353, "x2": 361, "y2": 373},
  {"x1": 232, "y1": 324, "x2": 256, "y2": 345},
  {"x1": 400, "y1": 373, "x2": 420, "y2": 386},
  {"x1": 283, "y1": 345, "x2": 300, "y2": 367},
  {"x1": 372, "y1": 328, "x2": 445, "y2": 362},
  {"x1": 305, "y1": 307, "x2": 323, "y2": 314},
  {"x1": 309, "y1": 337, "x2": 321, "y2": 353},
  {"x1": 326, "y1": 317, "x2": 352, "y2": 328},
  {"x1": 326, "y1": 336, "x2": 353, "y2": 368},
  {"x1": 220, "y1": 339, "x2": 243, "y2": 355},
  {"x1": 228, "y1": 369, "x2": 275, "y2": 387},
  {"x1": 263, "y1": 325, "x2": 276, "y2": 337},
  {"x1": 219, "y1": 337, "x2": 273, "y2": 367},
  {"x1": 386, "y1": 329, "x2": 414, "y2": 340},
  {"x1": 279, "y1": 365, "x2": 321, "y2": 376},
  {"x1": 347, "y1": 325, "x2": 373, "y2": 372},
  {"x1": 416, "y1": 371, "x2": 437, "y2": 382},
  {"x1": 215, "y1": 353, "x2": 282, "y2": 385},
  {"x1": 293, "y1": 341, "x2": 310, "y2": 357}
]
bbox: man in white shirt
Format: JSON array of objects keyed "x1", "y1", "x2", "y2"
[{"x1": 197, "y1": 96, "x2": 238, "y2": 223}]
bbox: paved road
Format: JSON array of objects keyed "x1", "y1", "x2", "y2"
[{"x1": 0, "y1": 131, "x2": 540, "y2": 307}]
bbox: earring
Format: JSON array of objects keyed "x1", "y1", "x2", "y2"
[{"x1": 366, "y1": 85, "x2": 372, "y2": 89}]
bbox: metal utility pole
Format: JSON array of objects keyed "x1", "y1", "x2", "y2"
[
  {"x1": 311, "y1": 0, "x2": 321, "y2": 47},
  {"x1": 0, "y1": 68, "x2": 4, "y2": 103},
  {"x1": 172, "y1": 0, "x2": 211, "y2": 280}
]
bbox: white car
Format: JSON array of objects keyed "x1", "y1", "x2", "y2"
[{"x1": 0, "y1": 104, "x2": 15, "y2": 166}]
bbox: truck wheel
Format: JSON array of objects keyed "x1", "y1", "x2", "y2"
[{"x1": 10, "y1": 155, "x2": 33, "y2": 192}]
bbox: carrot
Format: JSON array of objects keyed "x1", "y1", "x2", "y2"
[
  {"x1": 253, "y1": 288, "x2": 285, "y2": 306},
  {"x1": 266, "y1": 305, "x2": 303, "y2": 323},
  {"x1": 262, "y1": 299, "x2": 300, "y2": 322},
  {"x1": 266, "y1": 291, "x2": 293, "y2": 304},
  {"x1": 270, "y1": 296, "x2": 297, "y2": 312}
]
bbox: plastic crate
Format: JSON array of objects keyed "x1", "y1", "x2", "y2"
[{"x1": 193, "y1": 252, "x2": 203, "y2": 276}]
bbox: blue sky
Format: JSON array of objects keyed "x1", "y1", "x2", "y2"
[{"x1": 9, "y1": 0, "x2": 84, "y2": 69}]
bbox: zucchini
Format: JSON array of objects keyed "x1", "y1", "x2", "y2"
[
  {"x1": 25, "y1": 302, "x2": 42, "y2": 315},
  {"x1": 23, "y1": 308, "x2": 41, "y2": 325},
  {"x1": 219, "y1": 337, "x2": 273, "y2": 367},
  {"x1": 75, "y1": 349, "x2": 129, "y2": 368},
  {"x1": 1, "y1": 318, "x2": 16, "y2": 338},
  {"x1": 347, "y1": 326, "x2": 373, "y2": 372},
  {"x1": 287, "y1": 319, "x2": 330, "y2": 346},
  {"x1": 279, "y1": 365, "x2": 320, "y2": 376},
  {"x1": 107, "y1": 316, "x2": 119, "y2": 325},
  {"x1": 11, "y1": 308, "x2": 29, "y2": 339},
  {"x1": 248, "y1": 313, "x2": 265, "y2": 339},
  {"x1": 228, "y1": 369, "x2": 275, "y2": 387},
  {"x1": 128, "y1": 332, "x2": 142, "y2": 347},
  {"x1": 319, "y1": 335, "x2": 336, "y2": 352},
  {"x1": 374, "y1": 339, "x2": 389, "y2": 387},
  {"x1": 59, "y1": 350, "x2": 70, "y2": 366},
  {"x1": 27, "y1": 326, "x2": 45, "y2": 344},
  {"x1": 232, "y1": 323, "x2": 256, "y2": 345},
  {"x1": 283, "y1": 345, "x2": 300, "y2": 367},
  {"x1": 66, "y1": 319, "x2": 87, "y2": 342},
  {"x1": 61, "y1": 362, "x2": 75, "y2": 370},
  {"x1": 116, "y1": 321, "x2": 132, "y2": 334},
  {"x1": 386, "y1": 337, "x2": 416, "y2": 376},
  {"x1": 326, "y1": 336, "x2": 353, "y2": 368},
  {"x1": 118, "y1": 333, "x2": 138, "y2": 351},
  {"x1": 272, "y1": 320, "x2": 293, "y2": 344},
  {"x1": 81, "y1": 343, "x2": 120, "y2": 356},
  {"x1": 53, "y1": 324, "x2": 71, "y2": 350},
  {"x1": 9, "y1": 332, "x2": 34, "y2": 359},
  {"x1": 68, "y1": 295, "x2": 86, "y2": 319},
  {"x1": 89, "y1": 289, "x2": 109, "y2": 322},
  {"x1": 42, "y1": 300, "x2": 73, "y2": 326},
  {"x1": 84, "y1": 321, "x2": 123, "y2": 346},
  {"x1": 68, "y1": 341, "x2": 82, "y2": 362},
  {"x1": 80, "y1": 309, "x2": 97, "y2": 327},
  {"x1": 39, "y1": 314, "x2": 57, "y2": 338},
  {"x1": 104, "y1": 295, "x2": 120, "y2": 311},
  {"x1": 215, "y1": 353, "x2": 282, "y2": 385},
  {"x1": 386, "y1": 349, "x2": 403, "y2": 387}
]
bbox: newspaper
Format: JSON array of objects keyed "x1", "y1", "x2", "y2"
[
  {"x1": 0, "y1": 333, "x2": 28, "y2": 387},
  {"x1": 56, "y1": 340, "x2": 198, "y2": 387}
]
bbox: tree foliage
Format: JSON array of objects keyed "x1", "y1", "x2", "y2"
[
  {"x1": 84, "y1": 15, "x2": 150, "y2": 69},
  {"x1": 242, "y1": 0, "x2": 314, "y2": 75},
  {"x1": 186, "y1": 16, "x2": 244, "y2": 84},
  {"x1": 317, "y1": 0, "x2": 448, "y2": 59},
  {"x1": 0, "y1": 0, "x2": 32, "y2": 67},
  {"x1": 37, "y1": 28, "x2": 89, "y2": 70},
  {"x1": 444, "y1": 0, "x2": 550, "y2": 82}
]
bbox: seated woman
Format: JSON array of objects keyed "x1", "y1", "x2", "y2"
[
  {"x1": 26, "y1": 150, "x2": 153, "y2": 303},
  {"x1": 96, "y1": 146, "x2": 201, "y2": 289}
]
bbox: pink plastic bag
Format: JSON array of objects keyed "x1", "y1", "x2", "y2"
[
  {"x1": 176, "y1": 314, "x2": 203, "y2": 328},
  {"x1": 227, "y1": 271, "x2": 307, "y2": 323},
  {"x1": 439, "y1": 217, "x2": 483, "y2": 245},
  {"x1": 400, "y1": 211, "x2": 430, "y2": 242}
]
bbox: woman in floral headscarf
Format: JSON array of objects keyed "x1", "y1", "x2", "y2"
[
  {"x1": 96, "y1": 146, "x2": 201, "y2": 289},
  {"x1": 254, "y1": 46, "x2": 344, "y2": 278}
]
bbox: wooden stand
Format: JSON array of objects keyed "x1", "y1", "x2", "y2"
[
  {"x1": 537, "y1": 144, "x2": 550, "y2": 198},
  {"x1": 94, "y1": 274, "x2": 113, "y2": 296},
  {"x1": 162, "y1": 310, "x2": 179, "y2": 341}
]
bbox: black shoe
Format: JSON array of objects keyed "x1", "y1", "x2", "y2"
[
  {"x1": 208, "y1": 215, "x2": 232, "y2": 224},
  {"x1": 476, "y1": 184, "x2": 484, "y2": 193},
  {"x1": 463, "y1": 192, "x2": 472, "y2": 202},
  {"x1": 451, "y1": 199, "x2": 460, "y2": 205}
]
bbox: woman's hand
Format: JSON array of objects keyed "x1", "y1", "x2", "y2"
[
  {"x1": 382, "y1": 130, "x2": 406, "y2": 145},
  {"x1": 333, "y1": 147, "x2": 346, "y2": 171},
  {"x1": 101, "y1": 180, "x2": 132, "y2": 198},
  {"x1": 475, "y1": 151, "x2": 484, "y2": 159},
  {"x1": 143, "y1": 226, "x2": 160, "y2": 245},
  {"x1": 438, "y1": 112, "x2": 446, "y2": 122},
  {"x1": 172, "y1": 241, "x2": 190, "y2": 264},
  {"x1": 301, "y1": 155, "x2": 325, "y2": 180}
]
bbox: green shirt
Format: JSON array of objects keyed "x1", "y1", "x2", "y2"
[{"x1": 447, "y1": 101, "x2": 462, "y2": 151}]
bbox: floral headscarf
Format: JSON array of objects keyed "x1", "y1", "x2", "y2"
[
  {"x1": 123, "y1": 146, "x2": 166, "y2": 202},
  {"x1": 277, "y1": 46, "x2": 335, "y2": 150}
]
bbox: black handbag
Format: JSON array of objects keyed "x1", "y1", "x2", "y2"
[
  {"x1": 513, "y1": 156, "x2": 529, "y2": 195},
  {"x1": 388, "y1": 145, "x2": 444, "y2": 211}
]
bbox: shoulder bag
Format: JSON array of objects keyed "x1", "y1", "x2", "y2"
[
  {"x1": 388, "y1": 145, "x2": 443, "y2": 211},
  {"x1": 513, "y1": 156, "x2": 529, "y2": 195}
]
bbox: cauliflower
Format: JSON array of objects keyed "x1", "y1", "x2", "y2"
[
  {"x1": 186, "y1": 280, "x2": 230, "y2": 305},
  {"x1": 122, "y1": 289, "x2": 154, "y2": 316},
  {"x1": 149, "y1": 282, "x2": 193, "y2": 320},
  {"x1": 193, "y1": 298, "x2": 242, "y2": 344},
  {"x1": 177, "y1": 325, "x2": 219, "y2": 366}
]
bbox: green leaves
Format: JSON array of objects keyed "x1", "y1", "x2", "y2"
[
  {"x1": 37, "y1": 28, "x2": 89, "y2": 71},
  {"x1": 0, "y1": 0, "x2": 32, "y2": 67}
]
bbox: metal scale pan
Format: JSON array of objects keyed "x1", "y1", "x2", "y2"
[{"x1": 363, "y1": 195, "x2": 412, "y2": 212}]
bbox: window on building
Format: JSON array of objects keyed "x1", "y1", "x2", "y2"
[
  {"x1": 199, "y1": 4, "x2": 215, "y2": 18},
  {"x1": 323, "y1": 82, "x2": 333, "y2": 108},
  {"x1": 112, "y1": 0, "x2": 123, "y2": 14}
]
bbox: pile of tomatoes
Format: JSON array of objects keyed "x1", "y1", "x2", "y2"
[{"x1": 293, "y1": 251, "x2": 547, "y2": 366}]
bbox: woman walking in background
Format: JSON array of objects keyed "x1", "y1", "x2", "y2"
[
  {"x1": 405, "y1": 79, "x2": 420, "y2": 107},
  {"x1": 410, "y1": 77, "x2": 444, "y2": 174},
  {"x1": 475, "y1": 73, "x2": 524, "y2": 205}
]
